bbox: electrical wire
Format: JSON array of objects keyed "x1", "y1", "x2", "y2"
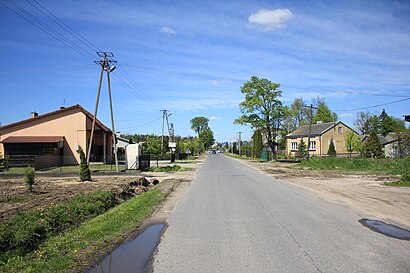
[
  {"x1": 333, "y1": 97, "x2": 410, "y2": 112},
  {"x1": 117, "y1": 116, "x2": 163, "y2": 131},
  {"x1": 26, "y1": 0, "x2": 101, "y2": 53},
  {"x1": 1, "y1": 0, "x2": 95, "y2": 61}
]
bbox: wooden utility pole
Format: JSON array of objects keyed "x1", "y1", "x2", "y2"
[
  {"x1": 237, "y1": 131, "x2": 242, "y2": 156},
  {"x1": 306, "y1": 104, "x2": 313, "y2": 160}
]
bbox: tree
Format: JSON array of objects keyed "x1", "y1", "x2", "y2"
[
  {"x1": 327, "y1": 139, "x2": 336, "y2": 157},
  {"x1": 344, "y1": 130, "x2": 361, "y2": 157},
  {"x1": 283, "y1": 97, "x2": 310, "y2": 133},
  {"x1": 312, "y1": 97, "x2": 337, "y2": 124},
  {"x1": 395, "y1": 129, "x2": 410, "y2": 158},
  {"x1": 25, "y1": 167, "x2": 35, "y2": 191},
  {"x1": 190, "y1": 117, "x2": 209, "y2": 135},
  {"x1": 199, "y1": 128, "x2": 215, "y2": 149},
  {"x1": 252, "y1": 129, "x2": 263, "y2": 158},
  {"x1": 144, "y1": 135, "x2": 162, "y2": 167},
  {"x1": 364, "y1": 131, "x2": 383, "y2": 158},
  {"x1": 78, "y1": 146, "x2": 91, "y2": 181},
  {"x1": 354, "y1": 111, "x2": 379, "y2": 134},
  {"x1": 297, "y1": 139, "x2": 307, "y2": 158},
  {"x1": 379, "y1": 109, "x2": 405, "y2": 137},
  {"x1": 234, "y1": 76, "x2": 284, "y2": 159}
]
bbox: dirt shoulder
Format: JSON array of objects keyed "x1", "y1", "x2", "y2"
[{"x1": 230, "y1": 157, "x2": 410, "y2": 229}]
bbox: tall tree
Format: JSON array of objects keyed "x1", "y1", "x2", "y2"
[
  {"x1": 190, "y1": 117, "x2": 209, "y2": 135},
  {"x1": 297, "y1": 139, "x2": 307, "y2": 158},
  {"x1": 283, "y1": 97, "x2": 310, "y2": 133},
  {"x1": 252, "y1": 129, "x2": 263, "y2": 158},
  {"x1": 312, "y1": 97, "x2": 337, "y2": 124},
  {"x1": 234, "y1": 76, "x2": 284, "y2": 158},
  {"x1": 344, "y1": 130, "x2": 361, "y2": 157},
  {"x1": 199, "y1": 128, "x2": 215, "y2": 149},
  {"x1": 78, "y1": 146, "x2": 91, "y2": 181},
  {"x1": 327, "y1": 139, "x2": 337, "y2": 157},
  {"x1": 364, "y1": 131, "x2": 383, "y2": 158},
  {"x1": 144, "y1": 135, "x2": 162, "y2": 167},
  {"x1": 354, "y1": 111, "x2": 379, "y2": 134},
  {"x1": 379, "y1": 109, "x2": 405, "y2": 136}
]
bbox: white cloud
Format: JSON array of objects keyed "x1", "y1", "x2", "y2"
[
  {"x1": 159, "y1": 26, "x2": 177, "y2": 35},
  {"x1": 209, "y1": 116, "x2": 223, "y2": 120},
  {"x1": 210, "y1": 78, "x2": 234, "y2": 85},
  {"x1": 248, "y1": 8, "x2": 294, "y2": 31},
  {"x1": 340, "y1": 113, "x2": 353, "y2": 117}
]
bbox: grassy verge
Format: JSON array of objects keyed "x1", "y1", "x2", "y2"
[
  {"x1": 147, "y1": 165, "x2": 191, "y2": 172},
  {"x1": 224, "y1": 152, "x2": 259, "y2": 161},
  {"x1": 0, "y1": 189, "x2": 166, "y2": 272},
  {"x1": 299, "y1": 157, "x2": 410, "y2": 186}
]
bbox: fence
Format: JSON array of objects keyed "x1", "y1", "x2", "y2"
[{"x1": 4, "y1": 155, "x2": 62, "y2": 171}]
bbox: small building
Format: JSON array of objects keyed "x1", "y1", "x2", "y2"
[
  {"x1": 286, "y1": 121, "x2": 358, "y2": 157},
  {"x1": 0, "y1": 104, "x2": 113, "y2": 167},
  {"x1": 361, "y1": 132, "x2": 400, "y2": 158}
]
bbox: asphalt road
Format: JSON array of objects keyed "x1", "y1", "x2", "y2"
[{"x1": 152, "y1": 155, "x2": 409, "y2": 273}]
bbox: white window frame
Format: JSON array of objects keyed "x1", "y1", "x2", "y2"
[
  {"x1": 338, "y1": 127, "x2": 343, "y2": 134},
  {"x1": 309, "y1": 141, "x2": 316, "y2": 151},
  {"x1": 291, "y1": 142, "x2": 298, "y2": 151}
]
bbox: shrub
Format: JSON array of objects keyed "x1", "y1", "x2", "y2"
[
  {"x1": 327, "y1": 139, "x2": 336, "y2": 157},
  {"x1": 24, "y1": 167, "x2": 35, "y2": 192},
  {"x1": 77, "y1": 146, "x2": 91, "y2": 181}
]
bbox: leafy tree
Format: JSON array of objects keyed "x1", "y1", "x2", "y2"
[
  {"x1": 327, "y1": 139, "x2": 337, "y2": 157},
  {"x1": 190, "y1": 117, "x2": 209, "y2": 135},
  {"x1": 344, "y1": 130, "x2": 361, "y2": 157},
  {"x1": 199, "y1": 128, "x2": 215, "y2": 149},
  {"x1": 234, "y1": 76, "x2": 284, "y2": 159},
  {"x1": 297, "y1": 139, "x2": 307, "y2": 158},
  {"x1": 283, "y1": 97, "x2": 310, "y2": 133},
  {"x1": 252, "y1": 129, "x2": 263, "y2": 158},
  {"x1": 364, "y1": 131, "x2": 383, "y2": 158},
  {"x1": 354, "y1": 111, "x2": 380, "y2": 134},
  {"x1": 379, "y1": 109, "x2": 405, "y2": 136},
  {"x1": 312, "y1": 97, "x2": 337, "y2": 124},
  {"x1": 395, "y1": 129, "x2": 410, "y2": 158},
  {"x1": 144, "y1": 135, "x2": 162, "y2": 167},
  {"x1": 78, "y1": 146, "x2": 91, "y2": 181}
]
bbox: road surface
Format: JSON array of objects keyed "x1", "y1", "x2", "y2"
[{"x1": 152, "y1": 155, "x2": 409, "y2": 273}]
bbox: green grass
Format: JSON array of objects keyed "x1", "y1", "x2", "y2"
[
  {"x1": 0, "y1": 189, "x2": 165, "y2": 273},
  {"x1": 299, "y1": 157, "x2": 409, "y2": 175},
  {"x1": 147, "y1": 165, "x2": 191, "y2": 172}
]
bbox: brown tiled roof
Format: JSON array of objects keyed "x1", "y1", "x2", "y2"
[
  {"x1": 287, "y1": 122, "x2": 335, "y2": 138},
  {"x1": 0, "y1": 104, "x2": 111, "y2": 133},
  {"x1": 1, "y1": 136, "x2": 64, "y2": 143}
]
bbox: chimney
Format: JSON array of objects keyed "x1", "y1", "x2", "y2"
[
  {"x1": 60, "y1": 106, "x2": 65, "y2": 110},
  {"x1": 31, "y1": 112, "x2": 38, "y2": 118}
]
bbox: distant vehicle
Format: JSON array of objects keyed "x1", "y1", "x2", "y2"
[{"x1": 210, "y1": 150, "x2": 217, "y2": 154}]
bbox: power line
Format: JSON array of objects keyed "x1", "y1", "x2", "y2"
[
  {"x1": 117, "y1": 116, "x2": 163, "y2": 131},
  {"x1": 1, "y1": 0, "x2": 95, "y2": 61},
  {"x1": 26, "y1": 0, "x2": 101, "y2": 52},
  {"x1": 333, "y1": 97, "x2": 410, "y2": 112}
]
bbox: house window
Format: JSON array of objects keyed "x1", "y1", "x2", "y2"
[
  {"x1": 309, "y1": 141, "x2": 316, "y2": 150},
  {"x1": 338, "y1": 127, "x2": 343, "y2": 134},
  {"x1": 291, "y1": 142, "x2": 298, "y2": 151}
]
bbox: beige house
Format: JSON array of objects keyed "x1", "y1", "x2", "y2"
[
  {"x1": 0, "y1": 104, "x2": 113, "y2": 166},
  {"x1": 286, "y1": 121, "x2": 358, "y2": 157}
]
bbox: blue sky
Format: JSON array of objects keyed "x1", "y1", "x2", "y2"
[{"x1": 1, "y1": 0, "x2": 409, "y2": 142}]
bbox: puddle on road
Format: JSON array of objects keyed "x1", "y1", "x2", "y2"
[
  {"x1": 359, "y1": 219, "x2": 410, "y2": 240},
  {"x1": 87, "y1": 224, "x2": 165, "y2": 273}
]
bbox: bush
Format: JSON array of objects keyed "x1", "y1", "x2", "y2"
[
  {"x1": 0, "y1": 191, "x2": 117, "y2": 257},
  {"x1": 24, "y1": 167, "x2": 35, "y2": 191},
  {"x1": 327, "y1": 139, "x2": 336, "y2": 157},
  {"x1": 77, "y1": 146, "x2": 91, "y2": 181}
]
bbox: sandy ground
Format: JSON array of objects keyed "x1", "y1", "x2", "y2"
[
  {"x1": 0, "y1": 160, "x2": 202, "y2": 223},
  {"x1": 232, "y1": 157, "x2": 410, "y2": 230}
]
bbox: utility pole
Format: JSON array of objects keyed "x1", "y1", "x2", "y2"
[
  {"x1": 237, "y1": 132, "x2": 242, "y2": 156},
  {"x1": 87, "y1": 52, "x2": 119, "y2": 172},
  {"x1": 305, "y1": 104, "x2": 317, "y2": 160},
  {"x1": 160, "y1": 110, "x2": 170, "y2": 156}
]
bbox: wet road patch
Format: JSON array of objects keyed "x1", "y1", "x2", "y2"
[
  {"x1": 87, "y1": 224, "x2": 165, "y2": 273},
  {"x1": 359, "y1": 219, "x2": 410, "y2": 240}
]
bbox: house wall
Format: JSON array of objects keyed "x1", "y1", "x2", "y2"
[
  {"x1": 1, "y1": 109, "x2": 86, "y2": 165},
  {"x1": 286, "y1": 136, "x2": 320, "y2": 157},
  {"x1": 286, "y1": 123, "x2": 357, "y2": 157},
  {"x1": 321, "y1": 123, "x2": 354, "y2": 155}
]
